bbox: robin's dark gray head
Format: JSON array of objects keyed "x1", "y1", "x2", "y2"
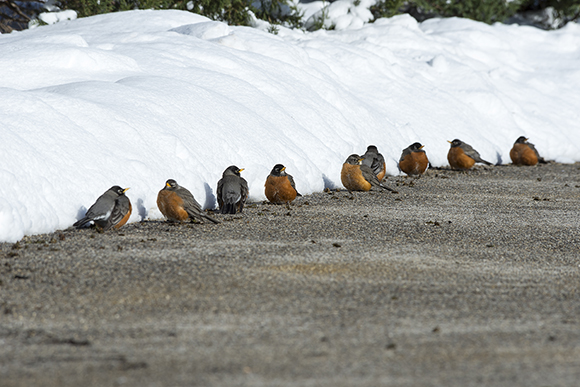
[
  {"x1": 515, "y1": 136, "x2": 528, "y2": 144},
  {"x1": 223, "y1": 165, "x2": 244, "y2": 177},
  {"x1": 366, "y1": 145, "x2": 378, "y2": 153},
  {"x1": 409, "y1": 142, "x2": 424, "y2": 151},
  {"x1": 448, "y1": 139, "x2": 462, "y2": 147},
  {"x1": 270, "y1": 164, "x2": 287, "y2": 176},
  {"x1": 345, "y1": 154, "x2": 363, "y2": 165},
  {"x1": 110, "y1": 186, "x2": 129, "y2": 196},
  {"x1": 164, "y1": 179, "x2": 178, "y2": 190}
]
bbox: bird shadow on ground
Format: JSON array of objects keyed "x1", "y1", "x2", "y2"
[
  {"x1": 322, "y1": 174, "x2": 339, "y2": 190},
  {"x1": 75, "y1": 206, "x2": 87, "y2": 221},
  {"x1": 495, "y1": 151, "x2": 503, "y2": 165},
  {"x1": 137, "y1": 198, "x2": 147, "y2": 221},
  {"x1": 204, "y1": 183, "x2": 217, "y2": 210}
]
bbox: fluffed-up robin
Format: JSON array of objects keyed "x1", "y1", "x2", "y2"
[
  {"x1": 73, "y1": 186, "x2": 132, "y2": 231},
  {"x1": 399, "y1": 142, "x2": 429, "y2": 176},
  {"x1": 157, "y1": 179, "x2": 219, "y2": 224},
  {"x1": 510, "y1": 136, "x2": 545, "y2": 166},
  {"x1": 265, "y1": 164, "x2": 301, "y2": 204},
  {"x1": 217, "y1": 166, "x2": 249, "y2": 214},
  {"x1": 341, "y1": 154, "x2": 397, "y2": 193},
  {"x1": 447, "y1": 139, "x2": 492, "y2": 170},
  {"x1": 361, "y1": 145, "x2": 386, "y2": 181}
]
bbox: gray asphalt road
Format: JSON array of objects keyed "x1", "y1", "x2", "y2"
[{"x1": 1, "y1": 163, "x2": 580, "y2": 386}]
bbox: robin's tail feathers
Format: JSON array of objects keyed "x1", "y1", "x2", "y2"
[
  {"x1": 221, "y1": 203, "x2": 237, "y2": 214},
  {"x1": 203, "y1": 213, "x2": 220, "y2": 224},
  {"x1": 380, "y1": 184, "x2": 398, "y2": 194},
  {"x1": 73, "y1": 217, "x2": 91, "y2": 229}
]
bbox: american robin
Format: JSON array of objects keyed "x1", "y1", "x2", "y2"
[
  {"x1": 361, "y1": 145, "x2": 386, "y2": 181},
  {"x1": 341, "y1": 154, "x2": 397, "y2": 193},
  {"x1": 73, "y1": 186, "x2": 132, "y2": 231},
  {"x1": 265, "y1": 164, "x2": 302, "y2": 204},
  {"x1": 157, "y1": 179, "x2": 219, "y2": 224},
  {"x1": 216, "y1": 166, "x2": 249, "y2": 214},
  {"x1": 510, "y1": 136, "x2": 545, "y2": 166},
  {"x1": 447, "y1": 139, "x2": 492, "y2": 170},
  {"x1": 399, "y1": 142, "x2": 429, "y2": 176}
]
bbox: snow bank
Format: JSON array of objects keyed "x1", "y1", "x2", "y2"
[{"x1": 0, "y1": 10, "x2": 579, "y2": 242}]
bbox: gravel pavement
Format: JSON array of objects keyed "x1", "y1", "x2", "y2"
[{"x1": 1, "y1": 163, "x2": 580, "y2": 386}]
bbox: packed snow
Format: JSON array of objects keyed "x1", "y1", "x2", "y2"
[{"x1": 1, "y1": 9, "x2": 579, "y2": 242}]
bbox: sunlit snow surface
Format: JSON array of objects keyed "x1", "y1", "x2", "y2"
[{"x1": 1, "y1": 10, "x2": 579, "y2": 242}]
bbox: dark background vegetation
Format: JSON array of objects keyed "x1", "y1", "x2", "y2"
[{"x1": 1, "y1": 0, "x2": 579, "y2": 34}]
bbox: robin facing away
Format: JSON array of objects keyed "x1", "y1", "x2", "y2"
[
  {"x1": 73, "y1": 186, "x2": 132, "y2": 231},
  {"x1": 361, "y1": 145, "x2": 386, "y2": 181},
  {"x1": 447, "y1": 139, "x2": 492, "y2": 170},
  {"x1": 341, "y1": 154, "x2": 397, "y2": 193},
  {"x1": 217, "y1": 166, "x2": 249, "y2": 214},
  {"x1": 399, "y1": 142, "x2": 429, "y2": 176},
  {"x1": 157, "y1": 179, "x2": 219, "y2": 224},
  {"x1": 510, "y1": 136, "x2": 545, "y2": 166},
  {"x1": 265, "y1": 164, "x2": 302, "y2": 204}
]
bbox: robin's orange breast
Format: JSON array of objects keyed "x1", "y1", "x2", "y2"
[
  {"x1": 157, "y1": 190, "x2": 189, "y2": 221},
  {"x1": 341, "y1": 163, "x2": 372, "y2": 191},
  {"x1": 510, "y1": 143, "x2": 538, "y2": 166},
  {"x1": 399, "y1": 152, "x2": 428, "y2": 176},
  {"x1": 265, "y1": 175, "x2": 297, "y2": 204},
  {"x1": 113, "y1": 201, "x2": 132, "y2": 229},
  {"x1": 448, "y1": 147, "x2": 475, "y2": 170},
  {"x1": 376, "y1": 162, "x2": 386, "y2": 181}
]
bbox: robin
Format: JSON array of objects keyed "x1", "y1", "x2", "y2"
[
  {"x1": 510, "y1": 136, "x2": 545, "y2": 166},
  {"x1": 265, "y1": 164, "x2": 302, "y2": 204},
  {"x1": 399, "y1": 142, "x2": 429, "y2": 176},
  {"x1": 216, "y1": 166, "x2": 249, "y2": 214},
  {"x1": 361, "y1": 145, "x2": 386, "y2": 181},
  {"x1": 341, "y1": 154, "x2": 397, "y2": 193},
  {"x1": 447, "y1": 139, "x2": 492, "y2": 170},
  {"x1": 73, "y1": 186, "x2": 132, "y2": 231},
  {"x1": 157, "y1": 179, "x2": 219, "y2": 224}
]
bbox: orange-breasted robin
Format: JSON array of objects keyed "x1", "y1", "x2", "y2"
[
  {"x1": 73, "y1": 186, "x2": 131, "y2": 231},
  {"x1": 399, "y1": 142, "x2": 429, "y2": 176},
  {"x1": 217, "y1": 166, "x2": 249, "y2": 214},
  {"x1": 265, "y1": 164, "x2": 302, "y2": 204},
  {"x1": 341, "y1": 154, "x2": 397, "y2": 193},
  {"x1": 510, "y1": 136, "x2": 545, "y2": 166},
  {"x1": 157, "y1": 179, "x2": 219, "y2": 224},
  {"x1": 361, "y1": 145, "x2": 386, "y2": 181},
  {"x1": 447, "y1": 139, "x2": 492, "y2": 170}
]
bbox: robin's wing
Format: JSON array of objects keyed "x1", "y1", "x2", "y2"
[
  {"x1": 461, "y1": 143, "x2": 491, "y2": 165},
  {"x1": 216, "y1": 177, "x2": 224, "y2": 208},
  {"x1": 287, "y1": 174, "x2": 301, "y2": 196},
  {"x1": 105, "y1": 196, "x2": 131, "y2": 231},
  {"x1": 222, "y1": 176, "x2": 242, "y2": 204},
  {"x1": 373, "y1": 153, "x2": 386, "y2": 175},
  {"x1": 240, "y1": 178, "x2": 249, "y2": 203},
  {"x1": 399, "y1": 147, "x2": 411, "y2": 163},
  {"x1": 360, "y1": 164, "x2": 381, "y2": 187},
  {"x1": 177, "y1": 187, "x2": 204, "y2": 219},
  {"x1": 363, "y1": 153, "x2": 385, "y2": 176},
  {"x1": 528, "y1": 142, "x2": 544, "y2": 162},
  {"x1": 84, "y1": 194, "x2": 116, "y2": 222}
]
